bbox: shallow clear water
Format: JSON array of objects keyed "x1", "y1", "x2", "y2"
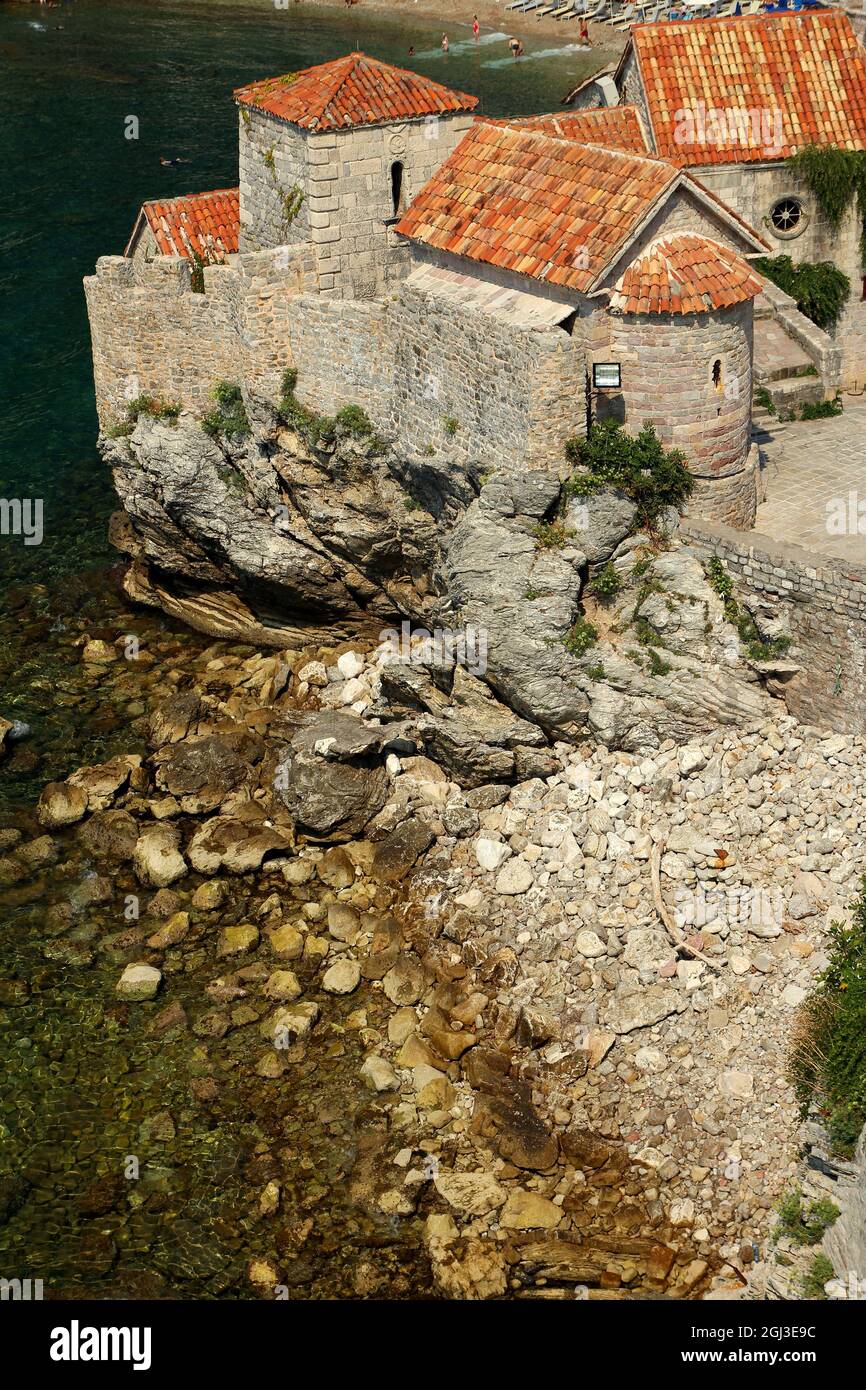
[{"x1": 0, "y1": 0, "x2": 606, "y2": 1301}]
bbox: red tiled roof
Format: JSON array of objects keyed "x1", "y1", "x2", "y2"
[
  {"x1": 233, "y1": 52, "x2": 478, "y2": 131},
  {"x1": 131, "y1": 188, "x2": 240, "y2": 261},
  {"x1": 488, "y1": 106, "x2": 649, "y2": 155},
  {"x1": 609, "y1": 232, "x2": 765, "y2": 315},
  {"x1": 395, "y1": 121, "x2": 677, "y2": 293},
  {"x1": 629, "y1": 12, "x2": 866, "y2": 166}
]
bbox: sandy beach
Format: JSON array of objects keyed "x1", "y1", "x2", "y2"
[{"x1": 306, "y1": 0, "x2": 625, "y2": 66}]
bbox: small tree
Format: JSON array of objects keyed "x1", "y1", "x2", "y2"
[{"x1": 564, "y1": 420, "x2": 694, "y2": 532}]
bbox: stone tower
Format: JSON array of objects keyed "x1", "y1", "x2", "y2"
[{"x1": 234, "y1": 53, "x2": 478, "y2": 300}]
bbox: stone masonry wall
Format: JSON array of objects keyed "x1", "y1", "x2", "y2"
[
  {"x1": 84, "y1": 246, "x2": 584, "y2": 476},
  {"x1": 238, "y1": 108, "x2": 310, "y2": 254},
  {"x1": 237, "y1": 108, "x2": 475, "y2": 300},
  {"x1": 389, "y1": 285, "x2": 584, "y2": 472},
  {"x1": 305, "y1": 115, "x2": 475, "y2": 301},
  {"x1": 680, "y1": 516, "x2": 866, "y2": 733},
  {"x1": 694, "y1": 164, "x2": 866, "y2": 388},
  {"x1": 598, "y1": 303, "x2": 756, "y2": 526},
  {"x1": 84, "y1": 246, "x2": 315, "y2": 426}
]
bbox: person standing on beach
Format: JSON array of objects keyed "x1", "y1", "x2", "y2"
[
  {"x1": 508, "y1": 36, "x2": 524, "y2": 58},
  {"x1": 442, "y1": 33, "x2": 449, "y2": 52},
  {"x1": 579, "y1": 17, "x2": 591, "y2": 44},
  {"x1": 473, "y1": 15, "x2": 480, "y2": 41}
]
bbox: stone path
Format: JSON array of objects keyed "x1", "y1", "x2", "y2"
[{"x1": 754, "y1": 398, "x2": 866, "y2": 563}]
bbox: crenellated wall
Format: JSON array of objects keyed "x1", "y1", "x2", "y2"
[
  {"x1": 83, "y1": 247, "x2": 316, "y2": 426},
  {"x1": 83, "y1": 244, "x2": 585, "y2": 476}
]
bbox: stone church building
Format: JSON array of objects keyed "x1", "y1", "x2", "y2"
[
  {"x1": 566, "y1": 8, "x2": 866, "y2": 390},
  {"x1": 86, "y1": 30, "x2": 856, "y2": 532}
]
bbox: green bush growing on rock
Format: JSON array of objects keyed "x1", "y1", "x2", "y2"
[
  {"x1": 563, "y1": 420, "x2": 694, "y2": 532},
  {"x1": 789, "y1": 874, "x2": 866, "y2": 1155},
  {"x1": 278, "y1": 369, "x2": 335, "y2": 449},
  {"x1": 772, "y1": 1187, "x2": 840, "y2": 1247},
  {"x1": 334, "y1": 404, "x2": 373, "y2": 437},
  {"x1": 705, "y1": 556, "x2": 791, "y2": 663},
  {"x1": 532, "y1": 521, "x2": 572, "y2": 550},
  {"x1": 443, "y1": 415, "x2": 459, "y2": 437},
  {"x1": 754, "y1": 253, "x2": 850, "y2": 331},
  {"x1": 800, "y1": 398, "x2": 843, "y2": 421},
  {"x1": 562, "y1": 616, "x2": 598, "y2": 658},
  {"x1": 754, "y1": 385, "x2": 777, "y2": 415},
  {"x1": 647, "y1": 649, "x2": 671, "y2": 677},
  {"x1": 201, "y1": 381, "x2": 250, "y2": 440},
  {"x1": 800, "y1": 1253, "x2": 835, "y2": 1300},
  {"x1": 108, "y1": 394, "x2": 181, "y2": 435},
  {"x1": 587, "y1": 562, "x2": 622, "y2": 601}
]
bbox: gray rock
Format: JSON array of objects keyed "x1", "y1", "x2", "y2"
[{"x1": 564, "y1": 488, "x2": 638, "y2": 563}]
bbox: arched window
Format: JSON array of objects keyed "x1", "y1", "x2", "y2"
[
  {"x1": 712, "y1": 359, "x2": 723, "y2": 390},
  {"x1": 390, "y1": 161, "x2": 406, "y2": 217}
]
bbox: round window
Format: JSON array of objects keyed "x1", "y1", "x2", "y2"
[{"x1": 769, "y1": 196, "x2": 804, "y2": 237}]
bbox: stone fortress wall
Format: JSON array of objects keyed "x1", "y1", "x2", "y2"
[
  {"x1": 680, "y1": 517, "x2": 866, "y2": 732},
  {"x1": 238, "y1": 107, "x2": 476, "y2": 300},
  {"x1": 83, "y1": 245, "x2": 585, "y2": 475}
]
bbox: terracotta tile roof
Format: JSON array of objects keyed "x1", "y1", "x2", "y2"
[
  {"x1": 609, "y1": 232, "x2": 765, "y2": 315},
  {"x1": 395, "y1": 121, "x2": 677, "y2": 293},
  {"x1": 233, "y1": 52, "x2": 478, "y2": 131},
  {"x1": 630, "y1": 12, "x2": 866, "y2": 166},
  {"x1": 487, "y1": 106, "x2": 648, "y2": 154},
  {"x1": 131, "y1": 188, "x2": 240, "y2": 261}
]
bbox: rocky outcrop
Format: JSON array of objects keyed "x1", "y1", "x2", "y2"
[{"x1": 103, "y1": 402, "x2": 787, "y2": 757}]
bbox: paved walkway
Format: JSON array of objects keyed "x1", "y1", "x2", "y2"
[{"x1": 753, "y1": 398, "x2": 866, "y2": 564}]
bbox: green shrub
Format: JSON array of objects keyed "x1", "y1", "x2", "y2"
[
  {"x1": 754, "y1": 253, "x2": 850, "y2": 331},
  {"x1": 588, "y1": 562, "x2": 622, "y2": 601},
  {"x1": 532, "y1": 521, "x2": 572, "y2": 550},
  {"x1": 443, "y1": 416, "x2": 459, "y2": 437},
  {"x1": 122, "y1": 394, "x2": 181, "y2": 427},
  {"x1": 563, "y1": 420, "x2": 694, "y2": 532},
  {"x1": 705, "y1": 557, "x2": 791, "y2": 662},
  {"x1": 562, "y1": 617, "x2": 598, "y2": 658},
  {"x1": 754, "y1": 385, "x2": 777, "y2": 415},
  {"x1": 201, "y1": 381, "x2": 250, "y2": 440},
  {"x1": 585, "y1": 661, "x2": 606, "y2": 681},
  {"x1": 800, "y1": 1253, "x2": 835, "y2": 1300},
  {"x1": 789, "y1": 874, "x2": 866, "y2": 1155},
  {"x1": 647, "y1": 649, "x2": 672, "y2": 677},
  {"x1": 335, "y1": 404, "x2": 373, "y2": 437},
  {"x1": 772, "y1": 1188, "x2": 840, "y2": 1247},
  {"x1": 278, "y1": 369, "x2": 335, "y2": 448},
  {"x1": 800, "y1": 398, "x2": 843, "y2": 421}
]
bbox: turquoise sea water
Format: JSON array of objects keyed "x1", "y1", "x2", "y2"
[{"x1": 0, "y1": 0, "x2": 604, "y2": 588}]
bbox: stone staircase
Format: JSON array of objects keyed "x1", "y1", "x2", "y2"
[{"x1": 753, "y1": 312, "x2": 824, "y2": 420}]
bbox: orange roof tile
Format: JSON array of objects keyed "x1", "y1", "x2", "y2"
[
  {"x1": 487, "y1": 106, "x2": 649, "y2": 155},
  {"x1": 629, "y1": 12, "x2": 866, "y2": 166},
  {"x1": 131, "y1": 188, "x2": 240, "y2": 261},
  {"x1": 234, "y1": 52, "x2": 478, "y2": 131},
  {"x1": 609, "y1": 232, "x2": 765, "y2": 315},
  {"x1": 395, "y1": 121, "x2": 677, "y2": 293}
]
